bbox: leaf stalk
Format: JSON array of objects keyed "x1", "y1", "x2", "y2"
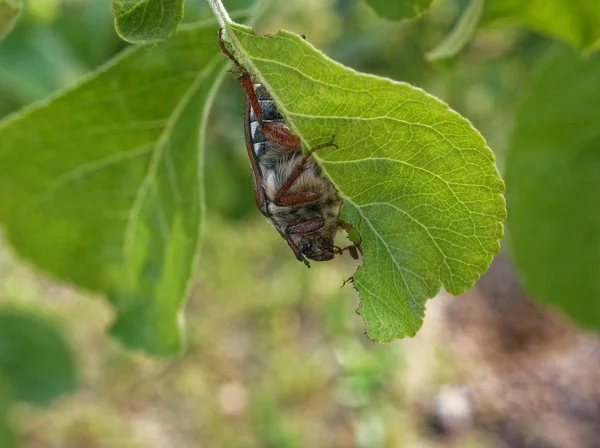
[{"x1": 206, "y1": 0, "x2": 232, "y2": 30}]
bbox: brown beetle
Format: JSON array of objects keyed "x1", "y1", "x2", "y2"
[{"x1": 219, "y1": 30, "x2": 361, "y2": 267}]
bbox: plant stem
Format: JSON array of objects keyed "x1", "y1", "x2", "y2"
[
  {"x1": 206, "y1": 0, "x2": 232, "y2": 30},
  {"x1": 426, "y1": 0, "x2": 484, "y2": 61}
]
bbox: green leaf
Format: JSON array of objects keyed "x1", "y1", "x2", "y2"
[
  {"x1": 0, "y1": 309, "x2": 76, "y2": 405},
  {"x1": 482, "y1": 0, "x2": 600, "y2": 52},
  {"x1": 426, "y1": 0, "x2": 484, "y2": 62},
  {"x1": 224, "y1": 24, "x2": 506, "y2": 341},
  {"x1": 0, "y1": 378, "x2": 18, "y2": 448},
  {"x1": 0, "y1": 21, "x2": 227, "y2": 355},
  {"x1": 364, "y1": 0, "x2": 434, "y2": 21},
  {"x1": 0, "y1": 418, "x2": 17, "y2": 448},
  {"x1": 0, "y1": 0, "x2": 22, "y2": 41},
  {"x1": 111, "y1": 0, "x2": 184, "y2": 44},
  {"x1": 506, "y1": 47, "x2": 600, "y2": 328}
]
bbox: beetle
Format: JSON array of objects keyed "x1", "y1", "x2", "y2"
[{"x1": 218, "y1": 30, "x2": 361, "y2": 267}]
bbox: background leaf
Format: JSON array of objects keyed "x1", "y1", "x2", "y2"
[
  {"x1": 0, "y1": 377, "x2": 18, "y2": 448},
  {"x1": 506, "y1": 47, "x2": 600, "y2": 328},
  {"x1": 482, "y1": 0, "x2": 600, "y2": 52},
  {"x1": 225, "y1": 23, "x2": 505, "y2": 341},
  {"x1": 0, "y1": 21, "x2": 227, "y2": 355},
  {"x1": 0, "y1": 309, "x2": 76, "y2": 405},
  {"x1": 363, "y1": 0, "x2": 433, "y2": 21},
  {"x1": 0, "y1": 0, "x2": 22, "y2": 40},
  {"x1": 111, "y1": 0, "x2": 184, "y2": 44},
  {"x1": 426, "y1": 0, "x2": 484, "y2": 62}
]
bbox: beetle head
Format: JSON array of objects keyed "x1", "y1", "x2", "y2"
[{"x1": 300, "y1": 235, "x2": 335, "y2": 262}]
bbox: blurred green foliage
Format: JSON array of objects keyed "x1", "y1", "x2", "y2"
[
  {"x1": 0, "y1": 309, "x2": 76, "y2": 447},
  {"x1": 506, "y1": 47, "x2": 600, "y2": 329},
  {"x1": 0, "y1": 310, "x2": 76, "y2": 405},
  {"x1": 112, "y1": 0, "x2": 185, "y2": 43},
  {"x1": 482, "y1": 0, "x2": 600, "y2": 52},
  {"x1": 426, "y1": 0, "x2": 483, "y2": 61},
  {"x1": 0, "y1": 377, "x2": 18, "y2": 448},
  {"x1": 364, "y1": 0, "x2": 434, "y2": 21},
  {"x1": 0, "y1": 0, "x2": 599, "y2": 446},
  {"x1": 0, "y1": 0, "x2": 22, "y2": 40}
]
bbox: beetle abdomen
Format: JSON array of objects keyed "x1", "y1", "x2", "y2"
[
  {"x1": 246, "y1": 84, "x2": 294, "y2": 160},
  {"x1": 244, "y1": 82, "x2": 342, "y2": 235}
]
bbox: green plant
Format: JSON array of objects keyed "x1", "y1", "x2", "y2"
[
  {"x1": 1, "y1": 0, "x2": 599, "y2": 444},
  {"x1": 0, "y1": 0, "x2": 506, "y2": 356}
]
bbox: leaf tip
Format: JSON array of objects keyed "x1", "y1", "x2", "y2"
[{"x1": 108, "y1": 300, "x2": 185, "y2": 357}]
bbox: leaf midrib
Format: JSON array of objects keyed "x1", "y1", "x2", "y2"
[
  {"x1": 122, "y1": 52, "x2": 222, "y2": 263},
  {"x1": 344, "y1": 196, "x2": 436, "y2": 304}
]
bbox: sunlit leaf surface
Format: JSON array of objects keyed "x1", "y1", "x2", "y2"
[
  {"x1": 506, "y1": 47, "x2": 600, "y2": 328},
  {"x1": 225, "y1": 24, "x2": 506, "y2": 341},
  {"x1": 0, "y1": 21, "x2": 226, "y2": 354}
]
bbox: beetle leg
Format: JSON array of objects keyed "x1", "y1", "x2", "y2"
[
  {"x1": 261, "y1": 122, "x2": 301, "y2": 148},
  {"x1": 348, "y1": 245, "x2": 360, "y2": 259},
  {"x1": 283, "y1": 232, "x2": 309, "y2": 267},
  {"x1": 334, "y1": 245, "x2": 361, "y2": 260},
  {"x1": 273, "y1": 136, "x2": 338, "y2": 204},
  {"x1": 274, "y1": 191, "x2": 319, "y2": 207},
  {"x1": 341, "y1": 276, "x2": 354, "y2": 288},
  {"x1": 218, "y1": 29, "x2": 246, "y2": 73},
  {"x1": 287, "y1": 217, "x2": 324, "y2": 234},
  {"x1": 337, "y1": 220, "x2": 354, "y2": 230},
  {"x1": 302, "y1": 136, "x2": 339, "y2": 158},
  {"x1": 240, "y1": 77, "x2": 301, "y2": 148},
  {"x1": 219, "y1": 30, "x2": 266, "y2": 121},
  {"x1": 336, "y1": 219, "x2": 363, "y2": 256},
  {"x1": 334, "y1": 218, "x2": 363, "y2": 259},
  {"x1": 219, "y1": 30, "x2": 302, "y2": 149},
  {"x1": 219, "y1": 30, "x2": 335, "y2": 151}
]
